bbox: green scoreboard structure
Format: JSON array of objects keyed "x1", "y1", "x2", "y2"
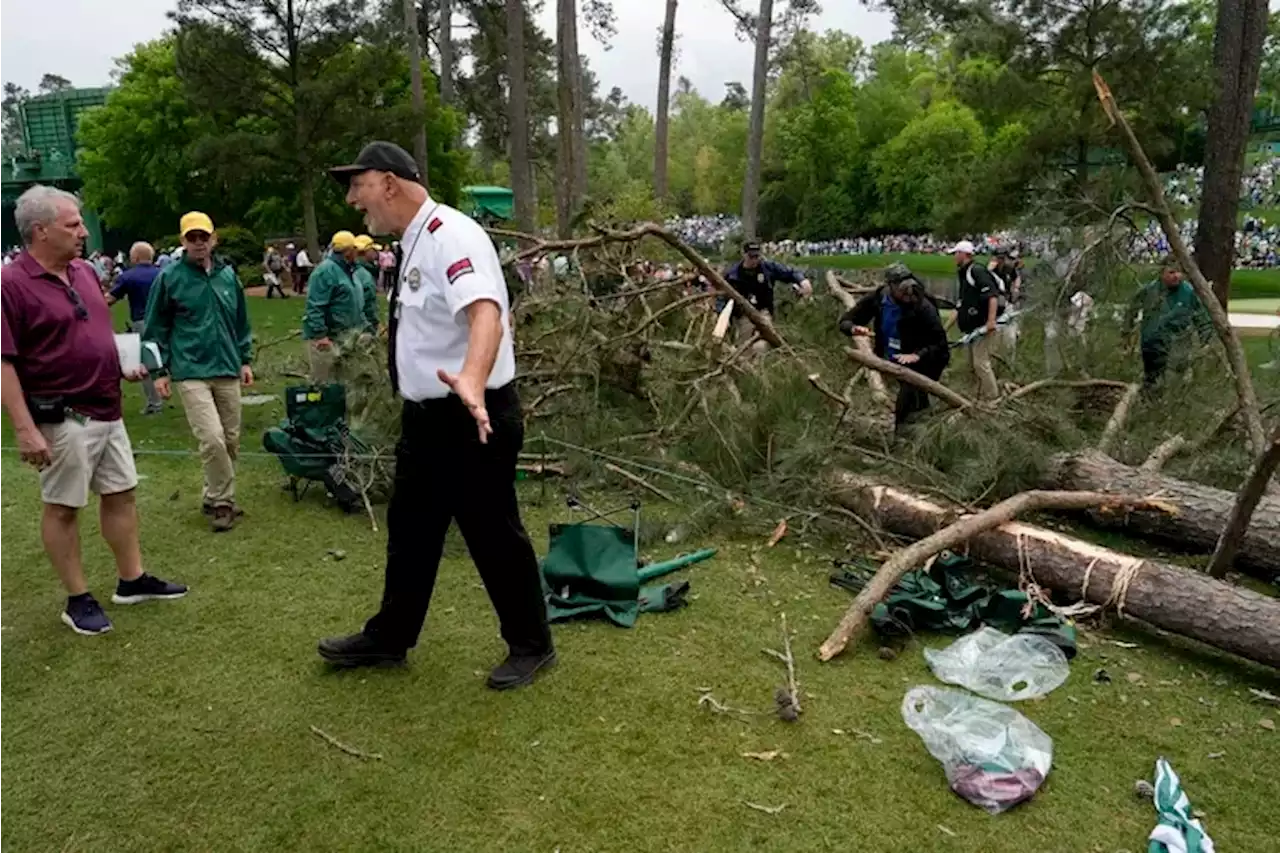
[{"x1": 2, "y1": 87, "x2": 110, "y2": 252}]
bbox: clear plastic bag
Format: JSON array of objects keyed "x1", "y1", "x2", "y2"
[
  {"x1": 924, "y1": 627, "x2": 1069, "y2": 701},
  {"x1": 902, "y1": 685, "x2": 1054, "y2": 814}
]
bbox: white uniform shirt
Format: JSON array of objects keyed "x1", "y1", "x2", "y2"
[{"x1": 394, "y1": 198, "x2": 516, "y2": 401}]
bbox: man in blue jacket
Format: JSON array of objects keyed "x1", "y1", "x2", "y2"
[
  {"x1": 722, "y1": 241, "x2": 811, "y2": 349},
  {"x1": 107, "y1": 242, "x2": 163, "y2": 414}
]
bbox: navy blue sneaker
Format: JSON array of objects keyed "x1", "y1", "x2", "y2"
[
  {"x1": 112, "y1": 573, "x2": 189, "y2": 605},
  {"x1": 62, "y1": 594, "x2": 112, "y2": 636}
]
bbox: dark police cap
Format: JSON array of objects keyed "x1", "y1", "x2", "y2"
[
  {"x1": 329, "y1": 141, "x2": 422, "y2": 185},
  {"x1": 743, "y1": 241, "x2": 762, "y2": 255}
]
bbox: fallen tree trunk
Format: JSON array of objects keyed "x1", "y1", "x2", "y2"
[
  {"x1": 830, "y1": 472, "x2": 1280, "y2": 669},
  {"x1": 1047, "y1": 450, "x2": 1280, "y2": 580}
]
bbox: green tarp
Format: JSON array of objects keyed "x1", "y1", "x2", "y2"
[{"x1": 831, "y1": 551, "x2": 1078, "y2": 657}]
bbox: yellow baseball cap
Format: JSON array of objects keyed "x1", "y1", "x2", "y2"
[
  {"x1": 180, "y1": 211, "x2": 215, "y2": 237},
  {"x1": 353, "y1": 234, "x2": 374, "y2": 251},
  {"x1": 331, "y1": 231, "x2": 357, "y2": 251}
]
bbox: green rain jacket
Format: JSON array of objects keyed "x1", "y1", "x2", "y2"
[
  {"x1": 353, "y1": 260, "x2": 380, "y2": 332},
  {"x1": 303, "y1": 254, "x2": 365, "y2": 340},
  {"x1": 142, "y1": 254, "x2": 252, "y2": 380},
  {"x1": 1127, "y1": 280, "x2": 1212, "y2": 353}
]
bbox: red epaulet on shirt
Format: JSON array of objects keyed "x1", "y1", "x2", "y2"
[{"x1": 427, "y1": 217, "x2": 443, "y2": 234}]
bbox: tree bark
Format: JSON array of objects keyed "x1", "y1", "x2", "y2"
[
  {"x1": 1093, "y1": 70, "x2": 1267, "y2": 457},
  {"x1": 506, "y1": 0, "x2": 535, "y2": 231},
  {"x1": 403, "y1": 0, "x2": 430, "y2": 181},
  {"x1": 846, "y1": 346, "x2": 975, "y2": 411},
  {"x1": 654, "y1": 0, "x2": 678, "y2": 202},
  {"x1": 555, "y1": 0, "x2": 584, "y2": 237},
  {"x1": 824, "y1": 271, "x2": 889, "y2": 407},
  {"x1": 1096, "y1": 383, "x2": 1140, "y2": 455},
  {"x1": 741, "y1": 0, "x2": 773, "y2": 240},
  {"x1": 300, "y1": 165, "x2": 320, "y2": 262},
  {"x1": 1207, "y1": 426, "x2": 1280, "y2": 577},
  {"x1": 1193, "y1": 0, "x2": 1270, "y2": 306},
  {"x1": 830, "y1": 472, "x2": 1280, "y2": 670},
  {"x1": 439, "y1": 0, "x2": 455, "y2": 106},
  {"x1": 1047, "y1": 449, "x2": 1280, "y2": 580}
]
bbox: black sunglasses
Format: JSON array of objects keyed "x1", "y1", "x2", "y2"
[{"x1": 61, "y1": 284, "x2": 88, "y2": 321}]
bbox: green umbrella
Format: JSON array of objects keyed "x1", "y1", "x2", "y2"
[{"x1": 1147, "y1": 757, "x2": 1215, "y2": 853}]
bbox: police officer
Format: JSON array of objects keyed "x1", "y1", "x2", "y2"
[
  {"x1": 722, "y1": 241, "x2": 811, "y2": 349},
  {"x1": 318, "y1": 142, "x2": 554, "y2": 690}
]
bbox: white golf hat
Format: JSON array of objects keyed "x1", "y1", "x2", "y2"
[{"x1": 946, "y1": 239, "x2": 976, "y2": 254}]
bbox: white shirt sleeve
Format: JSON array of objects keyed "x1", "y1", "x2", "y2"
[{"x1": 440, "y1": 232, "x2": 504, "y2": 318}]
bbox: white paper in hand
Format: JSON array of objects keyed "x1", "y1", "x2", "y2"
[{"x1": 114, "y1": 333, "x2": 142, "y2": 374}]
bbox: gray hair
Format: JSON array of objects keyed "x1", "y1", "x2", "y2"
[{"x1": 14, "y1": 185, "x2": 81, "y2": 245}]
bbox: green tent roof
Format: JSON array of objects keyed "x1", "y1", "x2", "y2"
[{"x1": 460, "y1": 185, "x2": 514, "y2": 221}]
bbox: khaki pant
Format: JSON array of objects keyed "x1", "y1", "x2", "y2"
[
  {"x1": 38, "y1": 417, "x2": 138, "y2": 508},
  {"x1": 308, "y1": 341, "x2": 337, "y2": 382},
  {"x1": 178, "y1": 378, "x2": 242, "y2": 506},
  {"x1": 734, "y1": 309, "x2": 772, "y2": 354},
  {"x1": 967, "y1": 332, "x2": 1001, "y2": 400}
]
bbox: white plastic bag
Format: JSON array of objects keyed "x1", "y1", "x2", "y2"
[
  {"x1": 902, "y1": 685, "x2": 1053, "y2": 814},
  {"x1": 924, "y1": 627, "x2": 1069, "y2": 701}
]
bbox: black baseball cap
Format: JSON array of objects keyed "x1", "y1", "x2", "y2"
[
  {"x1": 743, "y1": 241, "x2": 762, "y2": 255},
  {"x1": 328, "y1": 141, "x2": 422, "y2": 185}
]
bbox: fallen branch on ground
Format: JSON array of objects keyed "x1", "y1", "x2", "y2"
[
  {"x1": 763, "y1": 612, "x2": 801, "y2": 722},
  {"x1": 1097, "y1": 383, "x2": 1141, "y2": 455},
  {"x1": 310, "y1": 725, "x2": 383, "y2": 760},
  {"x1": 1207, "y1": 425, "x2": 1280, "y2": 578},
  {"x1": 818, "y1": 480, "x2": 1170, "y2": 661},
  {"x1": 1005, "y1": 378, "x2": 1130, "y2": 402},
  {"x1": 1140, "y1": 435, "x2": 1188, "y2": 473},
  {"x1": 829, "y1": 472, "x2": 1280, "y2": 668},
  {"x1": 604, "y1": 462, "x2": 677, "y2": 502}
]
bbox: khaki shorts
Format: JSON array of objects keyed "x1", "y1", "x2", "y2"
[{"x1": 38, "y1": 417, "x2": 138, "y2": 508}]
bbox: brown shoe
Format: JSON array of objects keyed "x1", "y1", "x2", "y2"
[{"x1": 210, "y1": 505, "x2": 236, "y2": 532}]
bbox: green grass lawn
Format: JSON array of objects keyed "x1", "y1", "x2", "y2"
[{"x1": 4, "y1": 296, "x2": 1280, "y2": 852}]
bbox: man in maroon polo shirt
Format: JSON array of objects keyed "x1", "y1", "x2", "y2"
[{"x1": 1, "y1": 185, "x2": 188, "y2": 636}]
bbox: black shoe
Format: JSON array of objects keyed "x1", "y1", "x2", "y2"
[
  {"x1": 486, "y1": 648, "x2": 557, "y2": 691},
  {"x1": 62, "y1": 593, "x2": 112, "y2": 636},
  {"x1": 317, "y1": 632, "x2": 406, "y2": 667},
  {"x1": 112, "y1": 573, "x2": 189, "y2": 604}
]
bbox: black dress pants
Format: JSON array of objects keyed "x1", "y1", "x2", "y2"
[{"x1": 363, "y1": 383, "x2": 552, "y2": 656}]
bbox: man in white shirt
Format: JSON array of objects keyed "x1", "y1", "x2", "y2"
[
  {"x1": 292, "y1": 245, "x2": 313, "y2": 295},
  {"x1": 318, "y1": 142, "x2": 554, "y2": 690}
]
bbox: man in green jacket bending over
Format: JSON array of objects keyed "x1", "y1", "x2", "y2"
[
  {"x1": 353, "y1": 234, "x2": 381, "y2": 333},
  {"x1": 143, "y1": 211, "x2": 254, "y2": 532},
  {"x1": 1125, "y1": 257, "x2": 1213, "y2": 390},
  {"x1": 303, "y1": 230, "x2": 365, "y2": 380}
]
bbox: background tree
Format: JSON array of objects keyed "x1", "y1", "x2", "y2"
[
  {"x1": 403, "y1": 0, "x2": 431, "y2": 178},
  {"x1": 37, "y1": 73, "x2": 72, "y2": 94},
  {"x1": 506, "y1": 0, "x2": 536, "y2": 230},
  {"x1": 1193, "y1": 0, "x2": 1270, "y2": 305},
  {"x1": 556, "y1": 0, "x2": 586, "y2": 235},
  {"x1": 2, "y1": 82, "x2": 29, "y2": 159},
  {"x1": 653, "y1": 0, "x2": 679, "y2": 202}
]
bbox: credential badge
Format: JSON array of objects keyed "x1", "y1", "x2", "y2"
[{"x1": 407, "y1": 268, "x2": 422, "y2": 291}]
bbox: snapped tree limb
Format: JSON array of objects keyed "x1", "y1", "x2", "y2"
[{"x1": 1093, "y1": 70, "x2": 1266, "y2": 456}]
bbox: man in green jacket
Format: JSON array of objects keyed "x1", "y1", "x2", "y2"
[
  {"x1": 353, "y1": 234, "x2": 381, "y2": 333},
  {"x1": 1125, "y1": 257, "x2": 1213, "y2": 389},
  {"x1": 303, "y1": 230, "x2": 365, "y2": 380},
  {"x1": 143, "y1": 212, "x2": 254, "y2": 532}
]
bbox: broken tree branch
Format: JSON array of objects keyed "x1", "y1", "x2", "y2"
[
  {"x1": 310, "y1": 725, "x2": 383, "y2": 760},
  {"x1": 1207, "y1": 425, "x2": 1280, "y2": 578},
  {"x1": 1005, "y1": 378, "x2": 1130, "y2": 402},
  {"x1": 1097, "y1": 382, "x2": 1141, "y2": 455},
  {"x1": 604, "y1": 462, "x2": 677, "y2": 502},
  {"x1": 1093, "y1": 70, "x2": 1267, "y2": 456},
  {"x1": 824, "y1": 271, "x2": 891, "y2": 407},
  {"x1": 846, "y1": 346, "x2": 975, "y2": 411},
  {"x1": 1140, "y1": 435, "x2": 1188, "y2": 473},
  {"x1": 817, "y1": 482, "x2": 1168, "y2": 661}
]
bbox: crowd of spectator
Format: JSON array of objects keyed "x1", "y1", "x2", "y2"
[{"x1": 1163, "y1": 156, "x2": 1280, "y2": 210}]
